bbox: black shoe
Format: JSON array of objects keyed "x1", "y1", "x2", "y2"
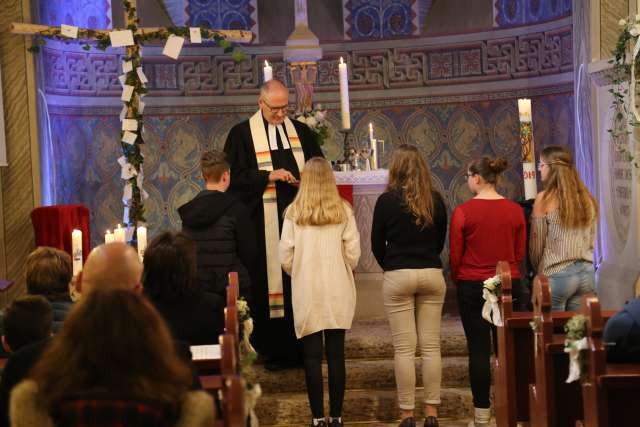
[
  {"x1": 310, "y1": 420, "x2": 327, "y2": 427},
  {"x1": 424, "y1": 416, "x2": 439, "y2": 427},
  {"x1": 329, "y1": 419, "x2": 343, "y2": 427},
  {"x1": 399, "y1": 417, "x2": 416, "y2": 427}
]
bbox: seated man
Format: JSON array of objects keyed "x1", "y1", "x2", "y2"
[
  {"x1": 178, "y1": 150, "x2": 256, "y2": 301},
  {"x1": 603, "y1": 297, "x2": 640, "y2": 363},
  {"x1": 2, "y1": 296, "x2": 52, "y2": 354}
]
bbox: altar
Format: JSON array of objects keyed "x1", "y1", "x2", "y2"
[{"x1": 335, "y1": 169, "x2": 388, "y2": 319}]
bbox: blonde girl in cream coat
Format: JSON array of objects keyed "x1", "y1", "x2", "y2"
[{"x1": 279, "y1": 157, "x2": 361, "y2": 427}]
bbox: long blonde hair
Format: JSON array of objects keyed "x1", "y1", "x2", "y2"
[
  {"x1": 387, "y1": 144, "x2": 436, "y2": 227},
  {"x1": 286, "y1": 157, "x2": 348, "y2": 226},
  {"x1": 541, "y1": 145, "x2": 598, "y2": 228}
]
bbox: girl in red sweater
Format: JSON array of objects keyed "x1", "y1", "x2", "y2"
[{"x1": 449, "y1": 157, "x2": 526, "y2": 427}]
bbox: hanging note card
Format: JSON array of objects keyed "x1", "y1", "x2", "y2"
[
  {"x1": 109, "y1": 30, "x2": 135, "y2": 47},
  {"x1": 190, "y1": 27, "x2": 202, "y2": 43},
  {"x1": 122, "y1": 131, "x2": 137, "y2": 145},
  {"x1": 138, "y1": 101, "x2": 146, "y2": 114},
  {"x1": 119, "y1": 105, "x2": 128, "y2": 121},
  {"x1": 122, "y1": 119, "x2": 138, "y2": 131},
  {"x1": 136, "y1": 66, "x2": 148, "y2": 84},
  {"x1": 121, "y1": 85, "x2": 134, "y2": 102},
  {"x1": 122, "y1": 61, "x2": 133, "y2": 73},
  {"x1": 162, "y1": 35, "x2": 185, "y2": 59},
  {"x1": 61, "y1": 25, "x2": 78, "y2": 38}
]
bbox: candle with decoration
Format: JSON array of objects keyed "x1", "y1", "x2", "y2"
[
  {"x1": 71, "y1": 229, "x2": 83, "y2": 275},
  {"x1": 105, "y1": 230, "x2": 115, "y2": 244},
  {"x1": 137, "y1": 226, "x2": 147, "y2": 260},
  {"x1": 518, "y1": 98, "x2": 537, "y2": 200},
  {"x1": 263, "y1": 60, "x2": 273, "y2": 82},
  {"x1": 338, "y1": 57, "x2": 350, "y2": 130},
  {"x1": 114, "y1": 224, "x2": 126, "y2": 243}
]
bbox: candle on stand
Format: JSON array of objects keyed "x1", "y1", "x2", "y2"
[
  {"x1": 71, "y1": 229, "x2": 83, "y2": 275},
  {"x1": 517, "y1": 98, "x2": 537, "y2": 200},
  {"x1": 137, "y1": 226, "x2": 147, "y2": 260},
  {"x1": 338, "y1": 57, "x2": 351, "y2": 129},
  {"x1": 369, "y1": 122, "x2": 374, "y2": 141},
  {"x1": 114, "y1": 224, "x2": 126, "y2": 243},
  {"x1": 105, "y1": 230, "x2": 115, "y2": 244},
  {"x1": 263, "y1": 60, "x2": 273, "y2": 82}
]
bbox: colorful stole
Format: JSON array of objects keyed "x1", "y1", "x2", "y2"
[{"x1": 249, "y1": 111, "x2": 305, "y2": 318}]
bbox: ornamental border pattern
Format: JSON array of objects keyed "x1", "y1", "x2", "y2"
[{"x1": 41, "y1": 25, "x2": 573, "y2": 97}]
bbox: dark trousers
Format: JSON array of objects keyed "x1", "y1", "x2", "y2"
[
  {"x1": 457, "y1": 279, "x2": 520, "y2": 408},
  {"x1": 301, "y1": 329, "x2": 346, "y2": 418}
]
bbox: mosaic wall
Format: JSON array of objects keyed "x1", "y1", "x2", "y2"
[
  {"x1": 47, "y1": 92, "x2": 573, "y2": 248},
  {"x1": 343, "y1": 0, "x2": 419, "y2": 40},
  {"x1": 37, "y1": 0, "x2": 112, "y2": 29},
  {"x1": 494, "y1": 0, "x2": 572, "y2": 27},
  {"x1": 186, "y1": 0, "x2": 258, "y2": 40}
]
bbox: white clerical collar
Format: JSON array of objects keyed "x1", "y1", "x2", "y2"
[{"x1": 267, "y1": 123, "x2": 291, "y2": 150}]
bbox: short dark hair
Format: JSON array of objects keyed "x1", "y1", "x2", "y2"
[
  {"x1": 4, "y1": 295, "x2": 53, "y2": 351},
  {"x1": 142, "y1": 232, "x2": 197, "y2": 301},
  {"x1": 26, "y1": 247, "x2": 72, "y2": 302},
  {"x1": 201, "y1": 150, "x2": 229, "y2": 182}
]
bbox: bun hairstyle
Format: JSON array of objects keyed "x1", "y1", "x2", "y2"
[{"x1": 468, "y1": 156, "x2": 509, "y2": 185}]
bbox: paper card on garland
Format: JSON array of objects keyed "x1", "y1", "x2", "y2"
[
  {"x1": 119, "y1": 105, "x2": 128, "y2": 121},
  {"x1": 122, "y1": 61, "x2": 133, "y2": 73},
  {"x1": 163, "y1": 35, "x2": 184, "y2": 59},
  {"x1": 122, "y1": 182, "x2": 132, "y2": 202},
  {"x1": 118, "y1": 74, "x2": 126, "y2": 86},
  {"x1": 190, "y1": 27, "x2": 202, "y2": 43},
  {"x1": 121, "y1": 85, "x2": 134, "y2": 102},
  {"x1": 60, "y1": 25, "x2": 78, "y2": 38},
  {"x1": 122, "y1": 131, "x2": 137, "y2": 145},
  {"x1": 138, "y1": 101, "x2": 145, "y2": 114},
  {"x1": 109, "y1": 30, "x2": 135, "y2": 47},
  {"x1": 122, "y1": 119, "x2": 138, "y2": 131},
  {"x1": 136, "y1": 67, "x2": 148, "y2": 84}
]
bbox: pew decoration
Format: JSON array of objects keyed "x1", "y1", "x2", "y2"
[
  {"x1": 236, "y1": 297, "x2": 261, "y2": 426},
  {"x1": 482, "y1": 275, "x2": 503, "y2": 326},
  {"x1": 564, "y1": 314, "x2": 588, "y2": 383}
]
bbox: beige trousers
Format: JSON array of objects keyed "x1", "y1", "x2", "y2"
[{"x1": 383, "y1": 268, "x2": 446, "y2": 409}]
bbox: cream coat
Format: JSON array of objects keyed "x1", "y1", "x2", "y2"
[{"x1": 279, "y1": 204, "x2": 361, "y2": 339}]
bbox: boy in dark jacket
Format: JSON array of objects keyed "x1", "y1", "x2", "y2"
[{"x1": 178, "y1": 150, "x2": 256, "y2": 301}]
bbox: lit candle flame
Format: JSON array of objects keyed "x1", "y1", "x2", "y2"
[{"x1": 340, "y1": 57, "x2": 344, "y2": 64}]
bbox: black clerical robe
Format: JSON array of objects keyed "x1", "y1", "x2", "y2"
[{"x1": 223, "y1": 116, "x2": 324, "y2": 364}]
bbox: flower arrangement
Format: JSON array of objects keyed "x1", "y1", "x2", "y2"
[
  {"x1": 608, "y1": 15, "x2": 640, "y2": 168},
  {"x1": 296, "y1": 106, "x2": 331, "y2": 146},
  {"x1": 481, "y1": 275, "x2": 503, "y2": 326},
  {"x1": 564, "y1": 314, "x2": 588, "y2": 383},
  {"x1": 236, "y1": 298, "x2": 261, "y2": 426}
]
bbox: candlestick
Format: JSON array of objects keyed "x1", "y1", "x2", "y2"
[
  {"x1": 114, "y1": 224, "x2": 126, "y2": 243},
  {"x1": 137, "y1": 226, "x2": 147, "y2": 260},
  {"x1": 263, "y1": 60, "x2": 273, "y2": 82},
  {"x1": 370, "y1": 138, "x2": 378, "y2": 170},
  {"x1": 71, "y1": 229, "x2": 83, "y2": 275},
  {"x1": 105, "y1": 230, "x2": 115, "y2": 244},
  {"x1": 517, "y1": 98, "x2": 537, "y2": 200},
  {"x1": 369, "y1": 122, "x2": 373, "y2": 141},
  {"x1": 338, "y1": 57, "x2": 351, "y2": 130}
]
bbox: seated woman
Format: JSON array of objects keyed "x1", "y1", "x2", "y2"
[
  {"x1": 9, "y1": 288, "x2": 215, "y2": 427},
  {"x1": 143, "y1": 231, "x2": 225, "y2": 345}
]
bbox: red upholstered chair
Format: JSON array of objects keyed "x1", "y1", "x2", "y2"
[{"x1": 30, "y1": 205, "x2": 91, "y2": 262}]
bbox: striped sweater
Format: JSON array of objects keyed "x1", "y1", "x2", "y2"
[{"x1": 529, "y1": 209, "x2": 596, "y2": 276}]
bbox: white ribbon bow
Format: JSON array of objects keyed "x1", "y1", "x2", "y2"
[
  {"x1": 564, "y1": 337, "x2": 588, "y2": 383},
  {"x1": 242, "y1": 318, "x2": 256, "y2": 354},
  {"x1": 482, "y1": 288, "x2": 503, "y2": 326}
]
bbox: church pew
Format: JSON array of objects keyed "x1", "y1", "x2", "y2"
[
  {"x1": 527, "y1": 275, "x2": 583, "y2": 427},
  {"x1": 494, "y1": 262, "x2": 581, "y2": 427},
  {"x1": 227, "y1": 272, "x2": 239, "y2": 308},
  {"x1": 578, "y1": 297, "x2": 640, "y2": 427}
]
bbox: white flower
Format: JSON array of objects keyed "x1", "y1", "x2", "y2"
[
  {"x1": 620, "y1": 18, "x2": 627, "y2": 26},
  {"x1": 483, "y1": 275, "x2": 501, "y2": 292},
  {"x1": 296, "y1": 116, "x2": 306, "y2": 124},
  {"x1": 305, "y1": 116, "x2": 317, "y2": 127},
  {"x1": 630, "y1": 24, "x2": 640, "y2": 36},
  {"x1": 237, "y1": 299, "x2": 248, "y2": 314}
]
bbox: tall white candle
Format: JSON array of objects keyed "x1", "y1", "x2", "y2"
[
  {"x1": 518, "y1": 98, "x2": 532, "y2": 123},
  {"x1": 114, "y1": 224, "x2": 126, "y2": 243},
  {"x1": 369, "y1": 122, "x2": 374, "y2": 141},
  {"x1": 263, "y1": 60, "x2": 273, "y2": 82},
  {"x1": 338, "y1": 57, "x2": 351, "y2": 130},
  {"x1": 71, "y1": 229, "x2": 83, "y2": 275},
  {"x1": 105, "y1": 230, "x2": 115, "y2": 244},
  {"x1": 137, "y1": 226, "x2": 147, "y2": 260},
  {"x1": 517, "y1": 98, "x2": 537, "y2": 199},
  {"x1": 370, "y1": 138, "x2": 378, "y2": 170}
]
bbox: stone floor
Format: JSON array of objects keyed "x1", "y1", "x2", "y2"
[{"x1": 255, "y1": 316, "x2": 474, "y2": 426}]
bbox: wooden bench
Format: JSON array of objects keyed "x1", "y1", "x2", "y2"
[{"x1": 578, "y1": 297, "x2": 640, "y2": 427}]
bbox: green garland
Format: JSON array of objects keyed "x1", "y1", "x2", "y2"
[
  {"x1": 609, "y1": 17, "x2": 640, "y2": 168},
  {"x1": 28, "y1": 0, "x2": 247, "y2": 227}
]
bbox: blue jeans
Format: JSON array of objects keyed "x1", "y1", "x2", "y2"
[{"x1": 549, "y1": 261, "x2": 596, "y2": 311}]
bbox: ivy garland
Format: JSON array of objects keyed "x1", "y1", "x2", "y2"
[
  {"x1": 609, "y1": 17, "x2": 640, "y2": 168},
  {"x1": 28, "y1": 0, "x2": 247, "y2": 227}
]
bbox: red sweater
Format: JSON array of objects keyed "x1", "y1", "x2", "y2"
[{"x1": 449, "y1": 198, "x2": 526, "y2": 281}]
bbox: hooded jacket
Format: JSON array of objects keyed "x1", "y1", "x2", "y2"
[{"x1": 178, "y1": 190, "x2": 256, "y2": 300}]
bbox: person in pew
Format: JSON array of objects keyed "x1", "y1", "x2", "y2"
[
  {"x1": 371, "y1": 145, "x2": 448, "y2": 427},
  {"x1": 449, "y1": 157, "x2": 526, "y2": 427},
  {"x1": 279, "y1": 158, "x2": 361, "y2": 427},
  {"x1": 178, "y1": 149, "x2": 256, "y2": 302},
  {"x1": 0, "y1": 242, "x2": 202, "y2": 427},
  {"x1": 143, "y1": 231, "x2": 225, "y2": 345},
  {"x1": 529, "y1": 145, "x2": 598, "y2": 312},
  {"x1": 2, "y1": 296, "x2": 52, "y2": 354},
  {"x1": 9, "y1": 288, "x2": 215, "y2": 427},
  {"x1": 603, "y1": 297, "x2": 640, "y2": 362}
]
